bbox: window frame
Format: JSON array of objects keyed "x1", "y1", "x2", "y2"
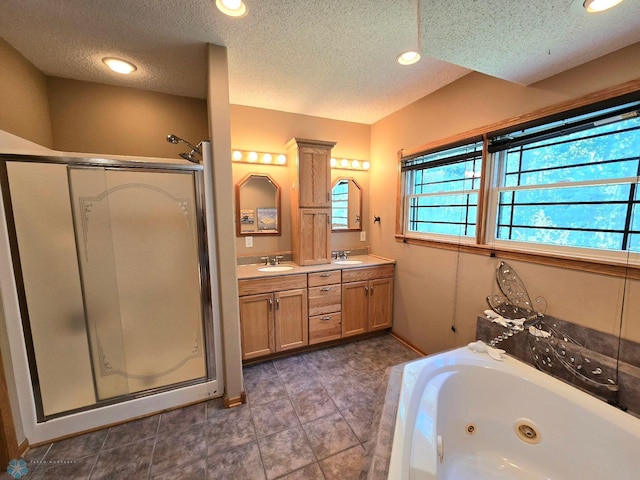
[
  {"x1": 402, "y1": 139, "x2": 483, "y2": 244},
  {"x1": 396, "y1": 80, "x2": 640, "y2": 278}
]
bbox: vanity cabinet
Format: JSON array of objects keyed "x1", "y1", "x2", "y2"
[
  {"x1": 341, "y1": 266, "x2": 394, "y2": 337},
  {"x1": 287, "y1": 138, "x2": 336, "y2": 266},
  {"x1": 238, "y1": 274, "x2": 308, "y2": 360},
  {"x1": 237, "y1": 263, "x2": 394, "y2": 361}
]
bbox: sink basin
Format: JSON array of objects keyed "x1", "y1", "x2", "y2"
[
  {"x1": 258, "y1": 265, "x2": 294, "y2": 272},
  {"x1": 334, "y1": 260, "x2": 363, "y2": 265}
]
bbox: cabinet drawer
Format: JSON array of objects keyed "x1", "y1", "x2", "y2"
[
  {"x1": 309, "y1": 313, "x2": 341, "y2": 345},
  {"x1": 238, "y1": 274, "x2": 307, "y2": 296},
  {"x1": 308, "y1": 270, "x2": 341, "y2": 287},
  {"x1": 341, "y1": 265, "x2": 394, "y2": 283},
  {"x1": 308, "y1": 284, "x2": 341, "y2": 316}
]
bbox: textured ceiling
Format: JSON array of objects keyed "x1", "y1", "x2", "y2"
[{"x1": 1, "y1": 0, "x2": 639, "y2": 124}]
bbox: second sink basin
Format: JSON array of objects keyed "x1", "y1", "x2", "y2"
[
  {"x1": 258, "y1": 265, "x2": 294, "y2": 272},
  {"x1": 334, "y1": 260, "x2": 363, "y2": 265}
]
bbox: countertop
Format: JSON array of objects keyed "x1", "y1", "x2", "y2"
[{"x1": 236, "y1": 254, "x2": 395, "y2": 280}]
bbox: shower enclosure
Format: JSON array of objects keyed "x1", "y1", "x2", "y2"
[{"x1": 0, "y1": 153, "x2": 220, "y2": 425}]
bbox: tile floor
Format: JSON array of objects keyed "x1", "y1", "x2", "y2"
[{"x1": 5, "y1": 334, "x2": 419, "y2": 480}]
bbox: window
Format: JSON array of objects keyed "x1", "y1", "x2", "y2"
[
  {"x1": 489, "y1": 101, "x2": 640, "y2": 254},
  {"x1": 402, "y1": 141, "x2": 483, "y2": 240},
  {"x1": 398, "y1": 91, "x2": 640, "y2": 265},
  {"x1": 331, "y1": 179, "x2": 349, "y2": 228}
]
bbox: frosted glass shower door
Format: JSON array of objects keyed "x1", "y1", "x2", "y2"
[{"x1": 69, "y1": 167, "x2": 207, "y2": 400}]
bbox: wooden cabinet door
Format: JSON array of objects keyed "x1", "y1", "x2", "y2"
[
  {"x1": 275, "y1": 288, "x2": 308, "y2": 352},
  {"x1": 341, "y1": 281, "x2": 368, "y2": 337},
  {"x1": 299, "y1": 147, "x2": 331, "y2": 208},
  {"x1": 298, "y1": 209, "x2": 331, "y2": 265},
  {"x1": 368, "y1": 277, "x2": 394, "y2": 331},
  {"x1": 239, "y1": 293, "x2": 274, "y2": 360}
]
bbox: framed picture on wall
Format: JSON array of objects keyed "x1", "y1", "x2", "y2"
[
  {"x1": 257, "y1": 208, "x2": 277, "y2": 231},
  {"x1": 240, "y1": 209, "x2": 255, "y2": 225}
]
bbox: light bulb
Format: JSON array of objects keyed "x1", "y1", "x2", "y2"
[
  {"x1": 262, "y1": 153, "x2": 273, "y2": 163},
  {"x1": 583, "y1": 0, "x2": 624, "y2": 12},
  {"x1": 215, "y1": 0, "x2": 248, "y2": 17},
  {"x1": 248, "y1": 151, "x2": 258, "y2": 162},
  {"x1": 340, "y1": 159, "x2": 349, "y2": 168},
  {"x1": 232, "y1": 150, "x2": 243, "y2": 161},
  {"x1": 330, "y1": 158, "x2": 337, "y2": 168},
  {"x1": 397, "y1": 51, "x2": 420, "y2": 66},
  {"x1": 362, "y1": 161, "x2": 370, "y2": 170},
  {"x1": 102, "y1": 57, "x2": 137, "y2": 74},
  {"x1": 351, "y1": 160, "x2": 361, "y2": 169},
  {"x1": 277, "y1": 154, "x2": 287, "y2": 164}
]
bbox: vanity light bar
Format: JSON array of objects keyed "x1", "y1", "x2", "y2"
[
  {"x1": 330, "y1": 157, "x2": 370, "y2": 171},
  {"x1": 232, "y1": 150, "x2": 287, "y2": 166}
]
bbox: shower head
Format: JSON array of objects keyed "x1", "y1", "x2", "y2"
[
  {"x1": 166, "y1": 134, "x2": 203, "y2": 163},
  {"x1": 180, "y1": 152, "x2": 201, "y2": 164},
  {"x1": 166, "y1": 134, "x2": 202, "y2": 155}
]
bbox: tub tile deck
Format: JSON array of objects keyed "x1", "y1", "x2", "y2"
[{"x1": 6, "y1": 334, "x2": 419, "y2": 480}]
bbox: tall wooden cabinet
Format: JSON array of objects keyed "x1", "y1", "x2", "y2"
[{"x1": 287, "y1": 138, "x2": 336, "y2": 266}]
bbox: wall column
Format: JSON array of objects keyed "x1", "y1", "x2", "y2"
[{"x1": 207, "y1": 44, "x2": 244, "y2": 406}]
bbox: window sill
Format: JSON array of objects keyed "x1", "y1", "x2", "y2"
[{"x1": 395, "y1": 234, "x2": 640, "y2": 279}]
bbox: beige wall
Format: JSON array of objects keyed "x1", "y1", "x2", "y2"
[
  {"x1": 0, "y1": 38, "x2": 53, "y2": 147},
  {"x1": 230, "y1": 105, "x2": 371, "y2": 256},
  {"x1": 47, "y1": 77, "x2": 208, "y2": 158},
  {"x1": 371, "y1": 42, "x2": 640, "y2": 354}
]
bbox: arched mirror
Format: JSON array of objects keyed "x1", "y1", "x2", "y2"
[
  {"x1": 331, "y1": 178, "x2": 362, "y2": 231},
  {"x1": 235, "y1": 173, "x2": 281, "y2": 236}
]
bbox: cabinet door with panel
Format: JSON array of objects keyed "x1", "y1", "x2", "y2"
[
  {"x1": 275, "y1": 288, "x2": 308, "y2": 352},
  {"x1": 238, "y1": 293, "x2": 275, "y2": 360},
  {"x1": 297, "y1": 208, "x2": 331, "y2": 265},
  {"x1": 341, "y1": 280, "x2": 369, "y2": 337},
  {"x1": 368, "y1": 276, "x2": 394, "y2": 331},
  {"x1": 298, "y1": 146, "x2": 331, "y2": 207},
  {"x1": 341, "y1": 265, "x2": 394, "y2": 337},
  {"x1": 238, "y1": 274, "x2": 307, "y2": 360}
]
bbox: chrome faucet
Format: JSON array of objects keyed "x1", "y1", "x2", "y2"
[{"x1": 333, "y1": 250, "x2": 350, "y2": 260}]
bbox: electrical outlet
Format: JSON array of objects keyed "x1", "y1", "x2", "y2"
[
  {"x1": 245, "y1": 236, "x2": 253, "y2": 248},
  {"x1": 360, "y1": 231, "x2": 366, "y2": 241}
]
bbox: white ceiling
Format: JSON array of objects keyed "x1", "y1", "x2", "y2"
[{"x1": 1, "y1": 0, "x2": 639, "y2": 124}]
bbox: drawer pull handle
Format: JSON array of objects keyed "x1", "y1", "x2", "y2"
[
  {"x1": 276, "y1": 298, "x2": 280, "y2": 310},
  {"x1": 320, "y1": 287, "x2": 331, "y2": 292},
  {"x1": 320, "y1": 316, "x2": 332, "y2": 321},
  {"x1": 268, "y1": 298, "x2": 273, "y2": 311},
  {"x1": 365, "y1": 286, "x2": 369, "y2": 295},
  {"x1": 320, "y1": 273, "x2": 331, "y2": 277}
]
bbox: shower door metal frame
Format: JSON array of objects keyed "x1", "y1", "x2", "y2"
[{"x1": 0, "y1": 153, "x2": 220, "y2": 422}]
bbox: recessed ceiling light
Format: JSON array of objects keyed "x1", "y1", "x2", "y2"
[
  {"x1": 102, "y1": 57, "x2": 137, "y2": 74},
  {"x1": 583, "y1": 0, "x2": 624, "y2": 12},
  {"x1": 397, "y1": 50, "x2": 421, "y2": 66},
  {"x1": 216, "y1": 0, "x2": 248, "y2": 17}
]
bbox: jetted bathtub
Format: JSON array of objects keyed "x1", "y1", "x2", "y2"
[{"x1": 387, "y1": 346, "x2": 640, "y2": 479}]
